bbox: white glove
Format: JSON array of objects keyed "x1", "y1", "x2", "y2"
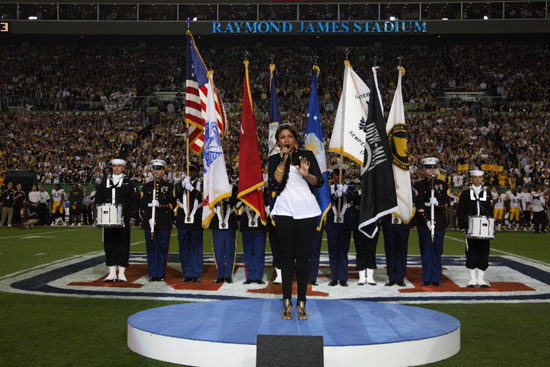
[
  {"x1": 426, "y1": 220, "x2": 435, "y2": 231},
  {"x1": 182, "y1": 176, "x2": 194, "y2": 191},
  {"x1": 148, "y1": 199, "x2": 159, "y2": 207},
  {"x1": 148, "y1": 218, "x2": 155, "y2": 229},
  {"x1": 429, "y1": 197, "x2": 439, "y2": 206},
  {"x1": 333, "y1": 185, "x2": 343, "y2": 198},
  {"x1": 341, "y1": 184, "x2": 348, "y2": 194}
]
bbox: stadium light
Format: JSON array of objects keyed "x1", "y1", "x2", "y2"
[
  {"x1": 28, "y1": 16, "x2": 38, "y2": 20},
  {"x1": 390, "y1": 16, "x2": 397, "y2": 20},
  {"x1": 484, "y1": 16, "x2": 489, "y2": 20},
  {"x1": 442, "y1": 17, "x2": 449, "y2": 20}
]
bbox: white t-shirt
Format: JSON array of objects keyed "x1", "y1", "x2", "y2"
[
  {"x1": 271, "y1": 165, "x2": 321, "y2": 220},
  {"x1": 520, "y1": 192, "x2": 532, "y2": 211},
  {"x1": 532, "y1": 194, "x2": 546, "y2": 212}
]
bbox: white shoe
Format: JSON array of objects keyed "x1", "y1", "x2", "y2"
[
  {"x1": 104, "y1": 266, "x2": 117, "y2": 282},
  {"x1": 273, "y1": 268, "x2": 282, "y2": 284},
  {"x1": 467, "y1": 268, "x2": 477, "y2": 288},
  {"x1": 70, "y1": 223, "x2": 75, "y2": 227},
  {"x1": 62, "y1": 222, "x2": 67, "y2": 226},
  {"x1": 366, "y1": 268, "x2": 376, "y2": 286},
  {"x1": 118, "y1": 266, "x2": 127, "y2": 282},
  {"x1": 358, "y1": 270, "x2": 366, "y2": 285},
  {"x1": 7, "y1": 224, "x2": 11, "y2": 227},
  {"x1": 477, "y1": 269, "x2": 489, "y2": 288},
  {"x1": 77, "y1": 223, "x2": 81, "y2": 227}
]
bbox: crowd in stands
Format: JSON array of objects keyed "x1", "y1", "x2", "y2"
[{"x1": 0, "y1": 41, "x2": 548, "y2": 191}]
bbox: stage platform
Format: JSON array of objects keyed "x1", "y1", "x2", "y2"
[{"x1": 128, "y1": 299, "x2": 460, "y2": 367}]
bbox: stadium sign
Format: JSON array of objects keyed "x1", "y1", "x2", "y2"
[{"x1": 212, "y1": 21, "x2": 427, "y2": 35}]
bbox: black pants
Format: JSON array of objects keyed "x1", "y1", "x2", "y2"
[
  {"x1": 268, "y1": 221, "x2": 281, "y2": 269},
  {"x1": 533, "y1": 211, "x2": 547, "y2": 233},
  {"x1": 38, "y1": 203, "x2": 49, "y2": 225},
  {"x1": 354, "y1": 228, "x2": 379, "y2": 271},
  {"x1": 104, "y1": 225, "x2": 131, "y2": 267},
  {"x1": 274, "y1": 215, "x2": 318, "y2": 303},
  {"x1": 382, "y1": 223, "x2": 410, "y2": 283},
  {"x1": 465, "y1": 238, "x2": 490, "y2": 270}
]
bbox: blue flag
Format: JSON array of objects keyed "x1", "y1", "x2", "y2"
[{"x1": 305, "y1": 66, "x2": 331, "y2": 230}]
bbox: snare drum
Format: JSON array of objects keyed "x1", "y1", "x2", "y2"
[
  {"x1": 467, "y1": 216, "x2": 495, "y2": 239},
  {"x1": 96, "y1": 204, "x2": 124, "y2": 228}
]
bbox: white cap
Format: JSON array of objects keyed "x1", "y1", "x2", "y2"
[
  {"x1": 151, "y1": 159, "x2": 167, "y2": 169},
  {"x1": 330, "y1": 164, "x2": 349, "y2": 173},
  {"x1": 110, "y1": 159, "x2": 127, "y2": 166},
  {"x1": 469, "y1": 170, "x2": 484, "y2": 177},
  {"x1": 420, "y1": 157, "x2": 439, "y2": 168}
]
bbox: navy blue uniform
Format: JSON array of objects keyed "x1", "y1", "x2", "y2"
[
  {"x1": 210, "y1": 186, "x2": 238, "y2": 281},
  {"x1": 174, "y1": 178, "x2": 204, "y2": 280},
  {"x1": 141, "y1": 179, "x2": 175, "y2": 280},
  {"x1": 414, "y1": 177, "x2": 450, "y2": 284},
  {"x1": 238, "y1": 199, "x2": 267, "y2": 283},
  {"x1": 326, "y1": 184, "x2": 357, "y2": 282}
]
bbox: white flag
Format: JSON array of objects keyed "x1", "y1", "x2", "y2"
[
  {"x1": 386, "y1": 66, "x2": 414, "y2": 223},
  {"x1": 329, "y1": 61, "x2": 371, "y2": 165},
  {"x1": 202, "y1": 75, "x2": 231, "y2": 228}
]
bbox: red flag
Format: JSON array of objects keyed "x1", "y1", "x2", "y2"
[{"x1": 238, "y1": 60, "x2": 266, "y2": 225}]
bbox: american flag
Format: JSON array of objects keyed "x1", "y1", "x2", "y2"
[{"x1": 185, "y1": 31, "x2": 227, "y2": 154}]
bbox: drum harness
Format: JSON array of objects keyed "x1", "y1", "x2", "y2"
[{"x1": 466, "y1": 185, "x2": 487, "y2": 250}]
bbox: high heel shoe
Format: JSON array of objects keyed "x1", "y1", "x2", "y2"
[
  {"x1": 297, "y1": 301, "x2": 308, "y2": 320},
  {"x1": 282, "y1": 299, "x2": 292, "y2": 320}
]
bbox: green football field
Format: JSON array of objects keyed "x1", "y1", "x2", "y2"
[{"x1": 0, "y1": 227, "x2": 548, "y2": 366}]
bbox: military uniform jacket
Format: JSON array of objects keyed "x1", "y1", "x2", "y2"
[
  {"x1": 209, "y1": 185, "x2": 238, "y2": 231},
  {"x1": 326, "y1": 185, "x2": 358, "y2": 231},
  {"x1": 174, "y1": 179, "x2": 203, "y2": 230},
  {"x1": 238, "y1": 200, "x2": 267, "y2": 232},
  {"x1": 140, "y1": 179, "x2": 175, "y2": 230},
  {"x1": 456, "y1": 187, "x2": 493, "y2": 232},
  {"x1": 413, "y1": 178, "x2": 450, "y2": 230},
  {"x1": 95, "y1": 176, "x2": 140, "y2": 224}
]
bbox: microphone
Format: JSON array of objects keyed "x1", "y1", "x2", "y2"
[{"x1": 282, "y1": 144, "x2": 291, "y2": 161}]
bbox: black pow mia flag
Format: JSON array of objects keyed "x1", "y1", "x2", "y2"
[{"x1": 358, "y1": 68, "x2": 398, "y2": 238}]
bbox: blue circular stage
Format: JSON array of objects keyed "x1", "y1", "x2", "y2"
[{"x1": 128, "y1": 299, "x2": 460, "y2": 366}]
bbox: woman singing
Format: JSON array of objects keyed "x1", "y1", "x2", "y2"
[{"x1": 268, "y1": 124, "x2": 324, "y2": 320}]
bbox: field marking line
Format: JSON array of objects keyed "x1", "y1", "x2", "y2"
[
  {"x1": 0, "y1": 227, "x2": 92, "y2": 240},
  {"x1": 0, "y1": 250, "x2": 103, "y2": 281},
  {"x1": 445, "y1": 234, "x2": 550, "y2": 267}
]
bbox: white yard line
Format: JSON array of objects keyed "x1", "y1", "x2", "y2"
[
  {"x1": 0, "y1": 227, "x2": 92, "y2": 240},
  {"x1": 445, "y1": 234, "x2": 550, "y2": 267}
]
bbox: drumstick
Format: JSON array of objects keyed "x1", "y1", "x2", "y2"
[
  {"x1": 465, "y1": 237, "x2": 469, "y2": 251},
  {"x1": 151, "y1": 179, "x2": 156, "y2": 240}
]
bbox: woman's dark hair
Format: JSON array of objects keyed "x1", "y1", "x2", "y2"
[{"x1": 275, "y1": 124, "x2": 298, "y2": 142}]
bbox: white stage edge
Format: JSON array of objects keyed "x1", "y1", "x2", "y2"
[{"x1": 128, "y1": 323, "x2": 460, "y2": 367}]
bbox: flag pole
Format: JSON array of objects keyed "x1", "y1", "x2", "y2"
[
  {"x1": 337, "y1": 50, "x2": 350, "y2": 219},
  {"x1": 185, "y1": 18, "x2": 191, "y2": 218}
]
